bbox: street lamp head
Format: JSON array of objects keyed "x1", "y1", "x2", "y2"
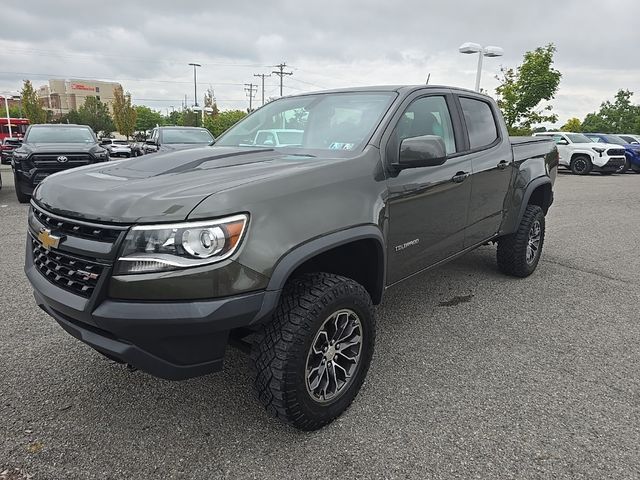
[
  {"x1": 483, "y1": 46, "x2": 504, "y2": 58},
  {"x1": 188, "y1": 62, "x2": 201, "y2": 67},
  {"x1": 459, "y1": 42, "x2": 483, "y2": 54}
]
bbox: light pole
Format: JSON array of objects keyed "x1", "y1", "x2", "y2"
[
  {"x1": 459, "y1": 43, "x2": 504, "y2": 92},
  {"x1": 188, "y1": 62, "x2": 201, "y2": 126},
  {"x1": 0, "y1": 92, "x2": 18, "y2": 138}
]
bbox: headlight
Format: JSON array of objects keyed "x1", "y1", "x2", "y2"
[
  {"x1": 12, "y1": 151, "x2": 28, "y2": 160},
  {"x1": 114, "y1": 214, "x2": 248, "y2": 274},
  {"x1": 592, "y1": 147, "x2": 605, "y2": 154}
]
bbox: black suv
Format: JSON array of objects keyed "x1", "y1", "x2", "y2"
[
  {"x1": 12, "y1": 124, "x2": 109, "y2": 203},
  {"x1": 143, "y1": 126, "x2": 214, "y2": 154},
  {"x1": 1, "y1": 137, "x2": 22, "y2": 165}
]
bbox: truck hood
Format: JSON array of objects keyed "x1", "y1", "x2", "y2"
[
  {"x1": 33, "y1": 146, "x2": 325, "y2": 223},
  {"x1": 23, "y1": 143, "x2": 99, "y2": 153},
  {"x1": 158, "y1": 143, "x2": 212, "y2": 152}
]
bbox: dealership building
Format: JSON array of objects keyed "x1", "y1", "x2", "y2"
[{"x1": 37, "y1": 79, "x2": 122, "y2": 116}]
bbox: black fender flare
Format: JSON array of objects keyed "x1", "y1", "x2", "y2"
[
  {"x1": 500, "y1": 176, "x2": 553, "y2": 236},
  {"x1": 250, "y1": 225, "x2": 386, "y2": 325}
]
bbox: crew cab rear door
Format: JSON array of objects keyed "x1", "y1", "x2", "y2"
[
  {"x1": 454, "y1": 94, "x2": 514, "y2": 246},
  {"x1": 383, "y1": 90, "x2": 472, "y2": 284}
]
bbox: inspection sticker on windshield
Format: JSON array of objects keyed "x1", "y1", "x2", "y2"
[{"x1": 329, "y1": 142, "x2": 355, "y2": 150}]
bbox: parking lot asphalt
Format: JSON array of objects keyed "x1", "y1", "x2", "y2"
[{"x1": 1, "y1": 165, "x2": 639, "y2": 479}]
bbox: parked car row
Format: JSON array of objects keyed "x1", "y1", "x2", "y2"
[
  {"x1": 533, "y1": 131, "x2": 640, "y2": 175},
  {"x1": 3, "y1": 124, "x2": 217, "y2": 203}
]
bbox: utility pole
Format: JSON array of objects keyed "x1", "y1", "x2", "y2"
[
  {"x1": 244, "y1": 83, "x2": 257, "y2": 112},
  {"x1": 188, "y1": 62, "x2": 201, "y2": 125},
  {"x1": 254, "y1": 73, "x2": 271, "y2": 106},
  {"x1": 272, "y1": 62, "x2": 293, "y2": 97}
]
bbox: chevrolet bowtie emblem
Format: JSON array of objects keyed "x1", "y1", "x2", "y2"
[{"x1": 38, "y1": 228, "x2": 62, "y2": 250}]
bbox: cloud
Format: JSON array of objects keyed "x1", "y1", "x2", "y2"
[{"x1": 0, "y1": 0, "x2": 638, "y2": 124}]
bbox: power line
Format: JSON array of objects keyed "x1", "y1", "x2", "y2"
[
  {"x1": 272, "y1": 62, "x2": 293, "y2": 97},
  {"x1": 253, "y1": 73, "x2": 271, "y2": 106},
  {"x1": 244, "y1": 83, "x2": 257, "y2": 112}
]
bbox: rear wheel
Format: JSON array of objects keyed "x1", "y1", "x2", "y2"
[
  {"x1": 251, "y1": 273, "x2": 375, "y2": 431},
  {"x1": 570, "y1": 155, "x2": 592, "y2": 175},
  {"x1": 497, "y1": 205, "x2": 545, "y2": 277}
]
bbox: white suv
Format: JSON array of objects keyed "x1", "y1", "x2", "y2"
[
  {"x1": 99, "y1": 139, "x2": 132, "y2": 158},
  {"x1": 533, "y1": 132, "x2": 626, "y2": 175}
]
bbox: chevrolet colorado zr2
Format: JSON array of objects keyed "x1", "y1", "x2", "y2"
[{"x1": 25, "y1": 86, "x2": 558, "y2": 430}]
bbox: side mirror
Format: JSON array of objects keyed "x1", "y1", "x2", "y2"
[
  {"x1": 145, "y1": 138, "x2": 157, "y2": 145},
  {"x1": 397, "y1": 135, "x2": 447, "y2": 169},
  {"x1": 556, "y1": 139, "x2": 569, "y2": 145}
]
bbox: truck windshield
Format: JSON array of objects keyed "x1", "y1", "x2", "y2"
[
  {"x1": 566, "y1": 134, "x2": 592, "y2": 143},
  {"x1": 26, "y1": 126, "x2": 95, "y2": 143},
  {"x1": 162, "y1": 129, "x2": 214, "y2": 144},
  {"x1": 215, "y1": 92, "x2": 396, "y2": 153}
]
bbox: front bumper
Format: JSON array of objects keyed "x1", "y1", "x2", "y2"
[
  {"x1": 593, "y1": 157, "x2": 625, "y2": 172},
  {"x1": 27, "y1": 253, "x2": 266, "y2": 380},
  {"x1": 24, "y1": 204, "x2": 275, "y2": 380}
]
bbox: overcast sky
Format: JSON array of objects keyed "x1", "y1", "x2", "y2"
[{"x1": 1, "y1": 0, "x2": 638, "y2": 125}]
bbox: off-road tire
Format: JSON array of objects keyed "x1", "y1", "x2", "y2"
[
  {"x1": 570, "y1": 155, "x2": 592, "y2": 175},
  {"x1": 497, "y1": 205, "x2": 545, "y2": 277},
  {"x1": 251, "y1": 272, "x2": 375, "y2": 431},
  {"x1": 14, "y1": 173, "x2": 30, "y2": 204}
]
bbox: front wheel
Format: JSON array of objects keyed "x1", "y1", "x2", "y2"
[
  {"x1": 14, "y1": 173, "x2": 30, "y2": 204},
  {"x1": 497, "y1": 205, "x2": 545, "y2": 277},
  {"x1": 251, "y1": 273, "x2": 375, "y2": 431},
  {"x1": 619, "y1": 159, "x2": 630, "y2": 174},
  {"x1": 570, "y1": 155, "x2": 592, "y2": 175}
]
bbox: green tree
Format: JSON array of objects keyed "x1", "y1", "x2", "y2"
[
  {"x1": 135, "y1": 105, "x2": 164, "y2": 131},
  {"x1": 495, "y1": 44, "x2": 562, "y2": 135},
  {"x1": 112, "y1": 86, "x2": 137, "y2": 139},
  {"x1": 7, "y1": 105, "x2": 23, "y2": 118},
  {"x1": 165, "y1": 110, "x2": 181, "y2": 125},
  {"x1": 204, "y1": 87, "x2": 219, "y2": 116},
  {"x1": 561, "y1": 118, "x2": 582, "y2": 132},
  {"x1": 76, "y1": 96, "x2": 114, "y2": 135},
  {"x1": 204, "y1": 110, "x2": 247, "y2": 137},
  {"x1": 179, "y1": 109, "x2": 199, "y2": 127},
  {"x1": 20, "y1": 80, "x2": 47, "y2": 124},
  {"x1": 581, "y1": 89, "x2": 640, "y2": 133}
]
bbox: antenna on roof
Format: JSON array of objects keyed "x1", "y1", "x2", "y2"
[{"x1": 426, "y1": 73, "x2": 431, "y2": 85}]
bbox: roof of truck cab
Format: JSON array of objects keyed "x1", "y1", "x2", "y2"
[{"x1": 292, "y1": 85, "x2": 487, "y2": 97}]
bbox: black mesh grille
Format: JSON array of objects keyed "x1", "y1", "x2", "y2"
[
  {"x1": 31, "y1": 153, "x2": 93, "y2": 168},
  {"x1": 32, "y1": 207, "x2": 122, "y2": 243},
  {"x1": 607, "y1": 148, "x2": 626, "y2": 156},
  {"x1": 32, "y1": 238, "x2": 106, "y2": 298}
]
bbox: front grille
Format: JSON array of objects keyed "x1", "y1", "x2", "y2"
[
  {"x1": 31, "y1": 153, "x2": 93, "y2": 168},
  {"x1": 32, "y1": 238, "x2": 107, "y2": 298},
  {"x1": 605, "y1": 158, "x2": 625, "y2": 168},
  {"x1": 32, "y1": 206, "x2": 122, "y2": 243},
  {"x1": 607, "y1": 148, "x2": 626, "y2": 157}
]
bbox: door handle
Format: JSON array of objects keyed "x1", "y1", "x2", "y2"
[
  {"x1": 452, "y1": 171, "x2": 469, "y2": 183},
  {"x1": 497, "y1": 160, "x2": 509, "y2": 170}
]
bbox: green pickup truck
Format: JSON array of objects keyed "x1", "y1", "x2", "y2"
[{"x1": 25, "y1": 85, "x2": 557, "y2": 430}]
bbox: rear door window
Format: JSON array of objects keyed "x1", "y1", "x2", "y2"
[{"x1": 459, "y1": 97, "x2": 499, "y2": 149}]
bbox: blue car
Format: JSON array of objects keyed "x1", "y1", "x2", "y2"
[{"x1": 583, "y1": 133, "x2": 640, "y2": 173}]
